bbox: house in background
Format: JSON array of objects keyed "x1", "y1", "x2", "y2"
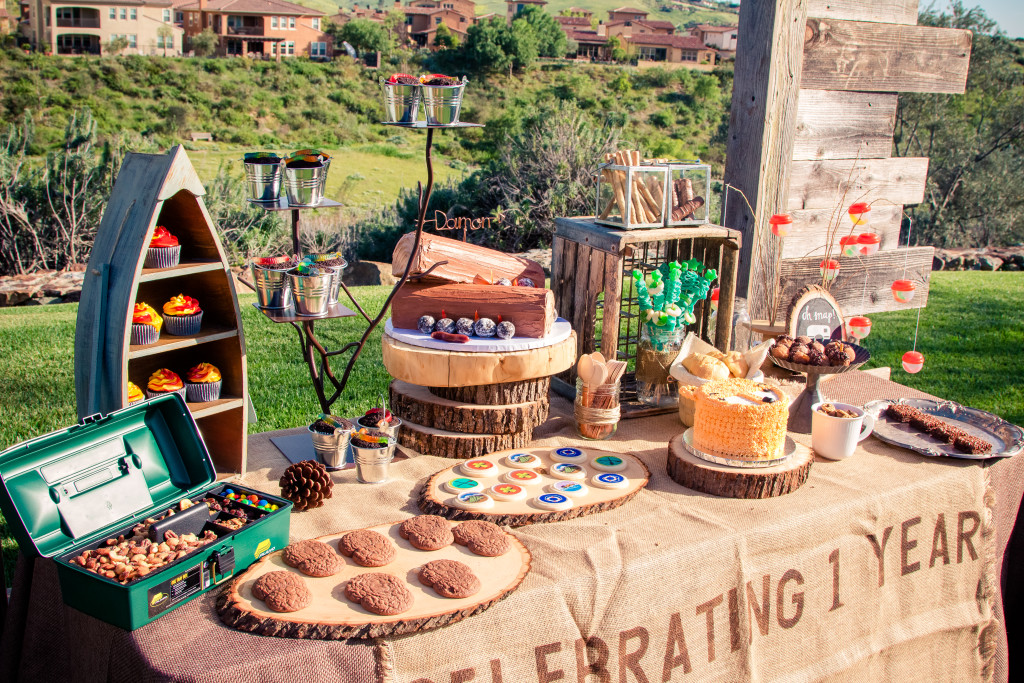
[
  {"x1": 177, "y1": 0, "x2": 331, "y2": 59},
  {"x1": 21, "y1": 0, "x2": 184, "y2": 55},
  {"x1": 0, "y1": 7, "x2": 14, "y2": 33},
  {"x1": 624, "y1": 32, "x2": 716, "y2": 67},
  {"x1": 331, "y1": 0, "x2": 476, "y2": 52},
  {"x1": 690, "y1": 23, "x2": 737, "y2": 58},
  {"x1": 505, "y1": 0, "x2": 544, "y2": 24}
]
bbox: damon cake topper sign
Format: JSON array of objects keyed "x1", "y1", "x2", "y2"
[{"x1": 424, "y1": 209, "x2": 503, "y2": 241}]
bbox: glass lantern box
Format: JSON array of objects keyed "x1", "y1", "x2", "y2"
[
  {"x1": 596, "y1": 162, "x2": 668, "y2": 230},
  {"x1": 665, "y1": 161, "x2": 711, "y2": 227}
]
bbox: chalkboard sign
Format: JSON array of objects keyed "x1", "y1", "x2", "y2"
[{"x1": 786, "y1": 285, "x2": 846, "y2": 341}]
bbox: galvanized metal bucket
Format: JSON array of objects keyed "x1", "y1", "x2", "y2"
[
  {"x1": 308, "y1": 423, "x2": 352, "y2": 469},
  {"x1": 244, "y1": 160, "x2": 282, "y2": 203},
  {"x1": 355, "y1": 414, "x2": 403, "y2": 440},
  {"x1": 289, "y1": 270, "x2": 333, "y2": 316},
  {"x1": 283, "y1": 164, "x2": 325, "y2": 207},
  {"x1": 421, "y1": 82, "x2": 466, "y2": 125},
  {"x1": 350, "y1": 430, "x2": 396, "y2": 483},
  {"x1": 381, "y1": 82, "x2": 421, "y2": 124},
  {"x1": 250, "y1": 263, "x2": 293, "y2": 309},
  {"x1": 306, "y1": 254, "x2": 347, "y2": 305}
]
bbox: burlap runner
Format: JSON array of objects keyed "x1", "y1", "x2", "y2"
[{"x1": 2, "y1": 370, "x2": 1021, "y2": 682}]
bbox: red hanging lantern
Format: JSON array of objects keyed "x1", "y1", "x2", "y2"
[
  {"x1": 848, "y1": 202, "x2": 871, "y2": 227},
  {"x1": 902, "y1": 350, "x2": 924, "y2": 374},
  {"x1": 857, "y1": 232, "x2": 881, "y2": 255},
  {"x1": 891, "y1": 279, "x2": 916, "y2": 303},
  {"x1": 820, "y1": 259, "x2": 841, "y2": 283},
  {"x1": 769, "y1": 214, "x2": 792, "y2": 237},
  {"x1": 710, "y1": 287, "x2": 720, "y2": 312},
  {"x1": 847, "y1": 316, "x2": 872, "y2": 340},
  {"x1": 839, "y1": 235, "x2": 860, "y2": 257}
]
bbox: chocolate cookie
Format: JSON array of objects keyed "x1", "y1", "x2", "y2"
[
  {"x1": 419, "y1": 559, "x2": 480, "y2": 599},
  {"x1": 252, "y1": 570, "x2": 312, "y2": 613},
  {"x1": 452, "y1": 520, "x2": 510, "y2": 557},
  {"x1": 344, "y1": 572, "x2": 413, "y2": 615},
  {"x1": 338, "y1": 529, "x2": 396, "y2": 567},
  {"x1": 283, "y1": 539, "x2": 343, "y2": 577},
  {"x1": 399, "y1": 515, "x2": 454, "y2": 551}
]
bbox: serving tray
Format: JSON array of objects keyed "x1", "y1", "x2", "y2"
[
  {"x1": 217, "y1": 519, "x2": 530, "y2": 639},
  {"x1": 863, "y1": 398, "x2": 1024, "y2": 460}
]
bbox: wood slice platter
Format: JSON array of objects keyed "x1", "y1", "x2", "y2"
[
  {"x1": 390, "y1": 380, "x2": 548, "y2": 435},
  {"x1": 398, "y1": 420, "x2": 535, "y2": 459},
  {"x1": 382, "y1": 331, "x2": 576, "y2": 388},
  {"x1": 429, "y1": 378, "x2": 551, "y2": 405},
  {"x1": 217, "y1": 519, "x2": 531, "y2": 640},
  {"x1": 666, "y1": 433, "x2": 813, "y2": 499},
  {"x1": 419, "y1": 447, "x2": 650, "y2": 526}
]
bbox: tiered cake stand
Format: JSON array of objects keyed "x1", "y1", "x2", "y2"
[{"x1": 383, "y1": 328, "x2": 577, "y2": 458}]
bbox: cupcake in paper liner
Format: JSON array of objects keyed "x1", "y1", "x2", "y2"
[
  {"x1": 131, "y1": 302, "x2": 162, "y2": 345},
  {"x1": 162, "y1": 294, "x2": 203, "y2": 336},
  {"x1": 144, "y1": 226, "x2": 181, "y2": 269},
  {"x1": 185, "y1": 362, "x2": 222, "y2": 402},
  {"x1": 127, "y1": 381, "x2": 144, "y2": 406},
  {"x1": 145, "y1": 368, "x2": 186, "y2": 400}
]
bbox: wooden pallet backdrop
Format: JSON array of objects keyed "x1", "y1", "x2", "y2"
[{"x1": 723, "y1": 0, "x2": 972, "y2": 319}]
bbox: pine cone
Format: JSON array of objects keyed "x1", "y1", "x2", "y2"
[{"x1": 279, "y1": 460, "x2": 334, "y2": 511}]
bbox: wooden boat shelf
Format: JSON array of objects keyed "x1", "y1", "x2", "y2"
[{"x1": 76, "y1": 146, "x2": 250, "y2": 474}]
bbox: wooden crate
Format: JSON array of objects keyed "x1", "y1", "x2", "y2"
[
  {"x1": 722, "y1": 0, "x2": 970, "y2": 320},
  {"x1": 551, "y1": 218, "x2": 741, "y2": 415},
  {"x1": 75, "y1": 147, "x2": 249, "y2": 475}
]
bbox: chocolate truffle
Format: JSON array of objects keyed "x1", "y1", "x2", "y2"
[
  {"x1": 456, "y1": 317, "x2": 475, "y2": 336},
  {"x1": 418, "y1": 315, "x2": 436, "y2": 334},
  {"x1": 434, "y1": 318, "x2": 456, "y2": 334},
  {"x1": 496, "y1": 320, "x2": 515, "y2": 339},
  {"x1": 473, "y1": 317, "x2": 496, "y2": 338}
]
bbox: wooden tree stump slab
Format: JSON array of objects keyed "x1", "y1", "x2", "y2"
[
  {"x1": 389, "y1": 380, "x2": 549, "y2": 435},
  {"x1": 429, "y1": 377, "x2": 551, "y2": 405},
  {"x1": 382, "y1": 331, "x2": 576, "y2": 388},
  {"x1": 218, "y1": 519, "x2": 531, "y2": 640},
  {"x1": 398, "y1": 420, "x2": 534, "y2": 459},
  {"x1": 419, "y1": 447, "x2": 650, "y2": 526},
  {"x1": 666, "y1": 433, "x2": 813, "y2": 499}
]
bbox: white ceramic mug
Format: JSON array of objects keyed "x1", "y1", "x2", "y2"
[{"x1": 811, "y1": 402, "x2": 875, "y2": 460}]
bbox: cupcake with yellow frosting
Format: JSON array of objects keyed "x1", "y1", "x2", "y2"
[
  {"x1": 131, "y1": 302, "x2": 163, "y2": 346},
  {"x1": 185, "y1": 362, "x2": 222, "y2": 402},
  {"x1": 127, "y1": 381, "x2": 144, "y2": 406},
  {"x1": 144, "y1": 225, "x2": 181, "y2": 269},
  {"x1": 145, "y1": 368, "x2": 186, "y2": 400},
  {"x1": 162, "y1": 294, "x2": 203, "y2": 336}
]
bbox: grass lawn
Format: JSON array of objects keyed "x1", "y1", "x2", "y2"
[{"x1": 0, "y1": 271, "x2": 1021, "y2": 582}]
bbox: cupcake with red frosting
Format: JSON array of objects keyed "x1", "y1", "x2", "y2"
[
  {"x1": 144, "y1": 226, "x2": 181, "y2": 269},
  {"x1": 185, "y1": 363, "x2": 222, "y2": 402},
  {"x1": 131, "y1": 302, "x2": 163, "y2": 345},
  {"x1": 146, "y1": 368, "x2": 186, "y2": 400},
  {"x1": 127, "y1": 381, "x2": 144, "y2": 406},
  {"x1": 162, "y1": 294, "x2": 202, "y2": 336}
]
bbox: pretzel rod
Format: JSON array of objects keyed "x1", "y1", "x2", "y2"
[
  {"x1": 679, "y1": 178, "x2": 696, "y2": 220},
  {"x1": 636, "y1": 177, "x2": 661, "y2": 221}
]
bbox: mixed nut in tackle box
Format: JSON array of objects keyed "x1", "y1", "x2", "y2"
[{"x1": 0, "y1": 393, "x2": 291, "y2": 630}]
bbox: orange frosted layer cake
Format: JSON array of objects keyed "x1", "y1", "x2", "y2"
[{"x1": 693, "y1": 378, "x2": 789, "y2": 461}]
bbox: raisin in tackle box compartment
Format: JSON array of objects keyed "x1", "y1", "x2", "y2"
[{"x1": 0, "y1": 393, "x2": 291, "y2": 630}]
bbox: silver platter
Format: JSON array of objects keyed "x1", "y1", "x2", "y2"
[
  {"x1": 682, "y1": 429, "x2": 795, "y2": 469},
  {"x1": 863, "y1": 398, "x2": 1023, "y2": 460}
]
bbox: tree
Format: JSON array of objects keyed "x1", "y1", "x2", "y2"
[
  {"x1": 693, "y1": 74, "x2": 720, "y2": 103},
  {"x1": 190, "y1": 28, "x2": 218, "y2": 57},
  {"x1": 105, "y1": 36, "x2": 129, "y2": 56},
  {"x1": 503, "y1": 17, "x2": 539, "y2": 73},
  {"x1": 434, "y1": 23, "x2": 458, "y2": 50},
  {"x1": 608, "y1": 36, "x2": 628, "y2": 63},
  {"x1": 383, "y1": 9, "x2": 407, "y2": 48},
  {"x1": 157, "y1": 25, "x2": 174, "y2": 57},
  {"x1": 461, "y1": 17, "x2": 512, "y2": 74},
  {"x1": 514, "y1": 5, "x2": 565, "y2": 58},
  {"x1": 333, "y1": 18, "x2": 393, "y2": 55}
]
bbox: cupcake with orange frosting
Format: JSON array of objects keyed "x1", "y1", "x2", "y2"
[
  {"x1": 185, "y1": 362, "x2": 222, "y2": 402},
  {"x1": 131, "y1": 302, "x2": 163, "y2": 345},
  {"x1": 162, "y1": 294, "x2": 202, "y2": 336},
  {"x1": 144, "y1": 226, "x2": 181, "y2": 269},
  {"x1": 145, "y1": 368, "x2": 186, "y2": 400},
  {"x1": 127, "y1": 381, "x2": 144, "y2": 406}
]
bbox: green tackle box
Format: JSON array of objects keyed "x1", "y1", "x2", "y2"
[{"x1": 0, "y1": 393, "x2": 291, "y2": 630}]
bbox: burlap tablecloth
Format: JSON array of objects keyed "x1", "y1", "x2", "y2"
[{"x1": 2, "y1": 370, "x2": 1022, "y2": 682}]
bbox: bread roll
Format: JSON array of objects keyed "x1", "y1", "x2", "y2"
[
  {"x1": 682, "y1": 353, "x2": 730, "y2": 381},
  {"x1": 722, "y1": 351, "x2": 749, "y2": 378}
]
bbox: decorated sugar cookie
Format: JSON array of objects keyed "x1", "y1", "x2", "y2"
[
  {"x1": 459, "y1": 459, "x2": 497, "y2": 478},
  {"x1": 455, "y1": 491, "x2": 495, "y2": 510},
  {"x1": 590, "y1": 455, "x2": 627, "y2": 473},
  {"x1": 534, "y1": 493, "x2": 573, "y2": 511},
  {"x1": 549, "y1": 463, "x2": 587, "y2": 481},
  {"x1": 503, "y1": 453, "x2": 543, "y2": 469},
  {"x1": 489, "y1": 483, "x2": 528, "y2": 502},
  {"x1": 591, "y1": 472, "x2": 629, "y2": 490},
  {"x1": 503, "y1": 469, "x2": 542, "y2": 486},
  {"x1": 551, "y1": 447, "x2": 587, "y2": 464},
  {"x1": 549, "y1": 481, "x2": 589, "y2": 498},
  {"x1": 444, "y1": 477, "x2": 483, "y2": 495}
]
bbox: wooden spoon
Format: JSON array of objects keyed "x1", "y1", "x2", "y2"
[{"x1": 577, "y1": 354, "x2": 594, "y2": 384}]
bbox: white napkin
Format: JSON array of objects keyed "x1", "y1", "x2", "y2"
[{"x1": 668, "y1": 332, "x2": 771, "y2": 387}]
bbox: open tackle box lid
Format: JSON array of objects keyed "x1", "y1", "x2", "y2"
[{"x1": 0, "y1": 393, "x2": 217, "y2": 559}]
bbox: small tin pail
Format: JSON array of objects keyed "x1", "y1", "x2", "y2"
[
  {"x1": 382, "y1": 82, "x2": 421, "y2": 124},
  {"x1": 421, "y1": 82, "x2": 465, "y2": 126},
  {"x1": 250, "y1": 263, "x2": 293, "y2": 309},
  {"x1": 289, "y1": 270, "x2": 333, "y2": 316}
]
